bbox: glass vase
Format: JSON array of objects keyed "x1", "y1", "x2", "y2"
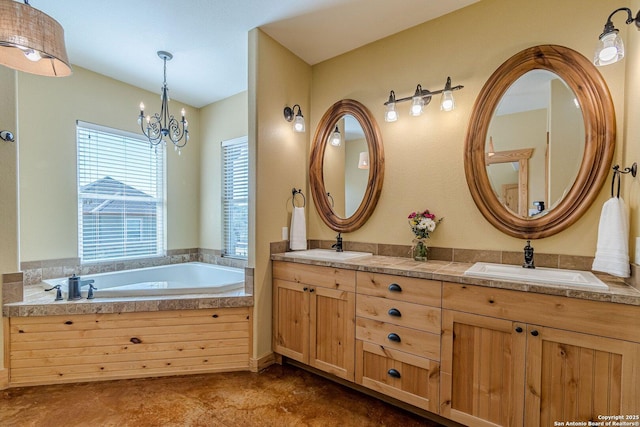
[{"x1": 413, "y1": 241, "x2": 428, "y2": 261}]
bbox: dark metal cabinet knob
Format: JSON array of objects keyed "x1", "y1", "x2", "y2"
[
  {"x1": 531, "y1": 330, "x2": 539, "y2": 337},
  {"x1": 515, "y1": 326, "x2": 523, "y2": 333},
  {"x1": 388, "y1": 308, "x2": 402, "y2": 317},
  {"x1": 387, "y1": 369, "x2": 401, "y2": 379},
  {"x1": 388, "y1": 283, "x2": 402, "y2": 292},
  {"x1": 387, "y1": 333, "x2": 401, "y2": 343}
]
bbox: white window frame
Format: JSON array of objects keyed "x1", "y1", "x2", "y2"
[
  {"x1": 76, "y1": 121, "x2": 166, "y2": 263},
  {"x1": 222, "y1": 136, "x2": 248, "y2": 259}
]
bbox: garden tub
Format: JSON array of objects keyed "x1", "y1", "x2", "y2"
[{"x1": 42, "y1": 262, "x2": 245, "y2": 298}]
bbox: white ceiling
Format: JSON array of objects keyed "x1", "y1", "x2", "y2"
[{"x1": 31, "y1": 0, "x2": 479, "y2": 108}]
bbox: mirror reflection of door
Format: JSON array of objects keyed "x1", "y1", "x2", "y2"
[
  {"x1": 323, "y1": 114, "x2": 368, "y2": 219},
  {"x1": 486, "y1": 70, "x2": 584, "y2": 218}
]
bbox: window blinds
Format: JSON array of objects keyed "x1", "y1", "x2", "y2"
[
  {"x1": 222, "y1": 137, "x2": 248, "y2": 258},
  {"x1": 77, "y1": 121, "x2": 165, "y2": 262}
]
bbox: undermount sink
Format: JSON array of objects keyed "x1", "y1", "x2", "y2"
[
  {"x1": 282, "y1": 249, "x2": 373, "y2": 262},
  {"x1": 464, "y1": 262, "x2": 608, "y2": 290}
]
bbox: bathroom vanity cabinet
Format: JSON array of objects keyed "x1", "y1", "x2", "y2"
[
  {"x1": 8, "y1": 307, "x2": 251, "y2": 386},
  {"x1": 441, "y1": 282, "x2": 640, "y2": 427},
  {"x1": 272, "y1": 261, "x2": 356, "y2": 381},
  {"x1": 272, "y1": 258, "x2": 640, "y2": 426}
]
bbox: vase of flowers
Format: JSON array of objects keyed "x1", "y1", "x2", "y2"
[{"x1": 408, "y1": 209, "x2": 443, "y2": 261}]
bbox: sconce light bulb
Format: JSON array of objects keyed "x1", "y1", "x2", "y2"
[
  {"x1": 594, "y1": 31, "x2": 624, "y2": 66},
  {"x1": 440, "y1": 90, "x2": 455, "y2": 111},
  {"x1": 358, "y1": 151, "x2": 369, "y2": 169},
  {"x1": 385, "y1": 103, "x2": 398, "y2": 122},
  {"x1": 410, "y1": 96, "x2": 424, "y2": 116},
  {"x1": 18, "y1": 46, "x2": 42, "y2": 62},
  {"x1": 330, "y1": 126, "x2": 341, "y2": 146},
  {"x1": 293, "y1": 115, "x2": 305, "y2": 133}
]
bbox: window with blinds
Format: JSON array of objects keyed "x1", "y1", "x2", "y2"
[
  {"x1": 77, "y1": 121, "x2": 165, "y2": 262},
  {"x1": 222, "y1": 137, "x2": 248, "y2": 258}
]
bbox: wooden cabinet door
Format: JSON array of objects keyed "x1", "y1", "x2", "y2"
[
  {"x1": 309, "y1": 286, "x2": 355, "y2": 381},
  {"x1": 273, "y1": 279, "x2": 309, "y2": 363},
  {"x1": 441, "y1": 310, "x2": 526, "y2": 427},
  {"x1": 525, "y1": 325, "x2": 640, "y2": 426}
]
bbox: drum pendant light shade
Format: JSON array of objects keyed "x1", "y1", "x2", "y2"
[{"x1": 0, "y1": 0, "x2": 71, "y2": 77}]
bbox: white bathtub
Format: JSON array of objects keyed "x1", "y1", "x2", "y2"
[{"x1": 43, "y1": 262, "x2": 245, "y2": 298}]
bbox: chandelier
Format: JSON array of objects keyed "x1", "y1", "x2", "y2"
[{"x1": 138, "y1": 51, "x2": 188, "y2": 153}]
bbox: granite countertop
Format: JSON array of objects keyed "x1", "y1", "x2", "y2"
[
  {"x1": 271, "y1": 253, "x2": 640, "y2": 306},
  {"x1": 3, "y1": 284, "x2": 253, "y2": 317}
]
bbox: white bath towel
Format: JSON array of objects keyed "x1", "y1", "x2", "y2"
[
  {"x1": 592, "y1": 197, "x2": 630, "y2": 277},
  {"x1": 289, "y1": 207, "x2": 307, "y2": 251}
]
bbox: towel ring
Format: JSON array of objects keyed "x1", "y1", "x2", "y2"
[
  {"x1": 611, "y1": 163, "x2": 637, "y2": 198},
  {"x1": 292, "y1": 188, "x2": 305, "y2": 208},
  {"x1": 326, "y1": 192, "x2": 334, "y2": 208}
]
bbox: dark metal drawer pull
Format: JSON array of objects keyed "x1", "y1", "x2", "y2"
[
  {"x1": 388, "y1": 308, "x2": 402, "y2": 317},
  {"x1": 387, "y1": 369, "x2": 401, "y2": 379},
  {"x1": 388, "y1": 283, "x2": 402, "y2": 292},
  {"x1": 387, "y1": 333, "x2": 401, "y2": 343}
]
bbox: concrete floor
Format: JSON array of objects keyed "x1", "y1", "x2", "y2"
[{"x1": 0, "y1": 363, "x2": 446, "y2": 426}]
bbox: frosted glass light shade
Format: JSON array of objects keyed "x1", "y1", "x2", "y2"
[
  {"x1": 358, "y1": 151, "x2": 369, "y2": 169},
  {"x1": 594, "y1": 32, "x2": 624, "y2": 66}
]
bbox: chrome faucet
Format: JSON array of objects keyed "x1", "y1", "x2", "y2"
[
  {"x1": 522, "y1": 240, "x2": 535, "y2": 269},
  {"x1": 331, "y1": 233, "x2": 343, "y2": 252},
  {"x1": 67, "y1": 274, "x2": 96, "y2": 300}
]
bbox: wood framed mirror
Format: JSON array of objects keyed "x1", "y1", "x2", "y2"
[
  {"x1": 310, "y1": 99, "x2": 384, "y2": 233},
  {"x1": 465, "y1": 45, "x2": 615, "y2": 239}
]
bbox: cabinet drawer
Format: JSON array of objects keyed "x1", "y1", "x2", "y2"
[
  {"x1": 273, "y1": 261, "x2": 355, "y2": 292},
  {"x1": 356, "y1": 340, "x2": 439, "y2": 413},
  {"x1": 356, "y1": 272, "x2": 441, "y2": 307},
  {"x1": 356, "y1": 294, "x2": 440, "y2": 334},
  {"x1": 442, "y1": 282, "x2": 640, "y2": 343},
  {"x1": 355, "y1": 317, "x2": 440, "y2": 360}
]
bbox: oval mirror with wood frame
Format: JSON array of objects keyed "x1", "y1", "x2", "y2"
[
  {"x1": 465, "y1": 45, "x2": 615, "y2": 239},
  {"x1": 310, "y1": 99, "x2": 384, "y2": 233}
]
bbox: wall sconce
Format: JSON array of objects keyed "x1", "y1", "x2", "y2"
[
  {"x1": 330, "y1": 125, "x2": 341, "y2": 146},
  {"x1": 283, "y1": 104, "x2": 305, "y2": 133},
  {"x1": 358, "y1": 151, "x2": 369, "y2": 169},
  {"x1": 594, "y1": 7, "x2": 640, "y2": 66},
  {"x1": 0, "y1": 130, "x2": 15, "y2": 142},
  {"x1": 384, "y1": 77, "x2": 463, "y2": 121}
]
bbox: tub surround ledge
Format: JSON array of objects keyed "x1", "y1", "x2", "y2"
[
  {"x1": 3, "y1": 284, "x2": 253, "y2": 317},
  {"x1": 270, "y1": 253, "x2": 640, "y2": 306}
]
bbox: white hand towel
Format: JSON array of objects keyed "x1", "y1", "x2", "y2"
[
  {"x1": 289, "y1": 206, "x2": 307, "y2": 251},
  {"x1": 592, "y1": 197, "x2": 630, "y2": 277}
]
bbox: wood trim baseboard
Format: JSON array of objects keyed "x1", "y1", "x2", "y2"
[{"x1": 250, "y1": 352, "x2": 276, "y2": 373}]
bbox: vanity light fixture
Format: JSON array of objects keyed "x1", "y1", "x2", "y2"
[
  {"x1": 330, "y1": 125, "x2": 341, "y2": 146},
  {"x1": 0, "y1": 0, "x2": 71, "y2": 77},
  {"x1": 594, "y1": 7, "x2": 640, "y2": 66},
  {"x1": 138, "y1": 51, "x2": 189, "y2": 154},
  {"x1": 383, "y1": 77, "x2": 463, "y2": 120},
  {"x1": 283, "y1": 104, "x2": 305, "y2": 133}
]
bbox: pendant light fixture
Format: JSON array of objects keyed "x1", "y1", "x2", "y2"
[
  {"x1": 138, "y1": 51, "x2": 189, "y2": 154},
  {"x1": 0, "y1": 0, "x2": 71, "y2": 77}
]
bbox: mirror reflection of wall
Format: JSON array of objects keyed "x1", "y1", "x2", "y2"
[
  {"x1": 486, "y1": 70, "x2": 584, "y2": 217},
  {"x1": 322, "y1": 114, "x2": 369, "y2": 219}
]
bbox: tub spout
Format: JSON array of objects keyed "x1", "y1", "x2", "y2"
[{"x1": 67, "y1": 275, "x2": 95, "y2": 301}]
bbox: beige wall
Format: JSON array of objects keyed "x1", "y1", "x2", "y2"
[
  {"x1": 307, "y1": 0, "x2": 627, "y2": 256},
  {"x1": 250, "y1": 28, "x2": 312, "y2": 359},
  {"x1": 199, "y1": 91, "x2": 248, "y2": 250},
  {"x1": 17, "y1": 66, "x2": 201, "y2": 262},
  {"x1": 624, "y1": 0, "x2": 640, "y2": 261},
  {"x1": 0, "y1": 66, "x2": 18, "y2": 374}
]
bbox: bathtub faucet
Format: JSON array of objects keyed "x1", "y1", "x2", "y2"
[{"x1": 67, "y1": 274, "x2": 95, "y2": 301}]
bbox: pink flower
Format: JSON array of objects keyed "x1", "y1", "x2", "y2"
[{"x1": 408, "y1": 212, "x2": 417, "y2": 219}]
